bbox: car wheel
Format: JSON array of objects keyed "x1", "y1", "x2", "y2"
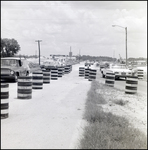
[
  {"x1": 26, "y1": 71, "x2": 29, "y2": 76},
  {"x1": 102, "y1": 73, "x2": 105, "y2": 78},
  {"x1": 115, "y1": 76, "x2": 119, "y2": 80},
  {"x1": 14, "y1": 73, "x2": 19, "y2": 82}
]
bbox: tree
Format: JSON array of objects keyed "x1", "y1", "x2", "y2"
[{"x1": 1, "y1": 38, "x2": 20, "y2": 57}]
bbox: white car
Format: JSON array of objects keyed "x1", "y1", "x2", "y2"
[{"x1": 101, "y1": 64, "x2": 132, "y2": 79}]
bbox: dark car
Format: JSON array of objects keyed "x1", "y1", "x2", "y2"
[{"x1": 1, "y1": 57, "x2": 30, "y2": 82}]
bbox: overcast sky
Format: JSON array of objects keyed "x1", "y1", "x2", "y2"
[{"x1": 1, "y1": 1, "x2": 147, "y2": 59}]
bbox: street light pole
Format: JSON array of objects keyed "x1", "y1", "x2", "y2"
[
  {"x1": 35, "y1": 40, "x2": 42, "y2": 65},
  {"x1": 112, "y1": 25, "x2": 128, "y2": 66},
  {"x1": 125, "y1": 27, "x2": 127, "y2": 66}
]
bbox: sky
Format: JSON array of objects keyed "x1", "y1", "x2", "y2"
[{"x1": 1, "y1": 1, "x2": 147, "y2": 59}]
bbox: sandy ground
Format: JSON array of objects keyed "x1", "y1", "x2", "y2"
[
  {"x1": 1, "y1": 62, "x2": 147, "y2": 149},
  {"x1": 96, "y1": 82, "x2": 147, "y2": 136}
]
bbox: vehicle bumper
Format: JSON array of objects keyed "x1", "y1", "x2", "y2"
[
  {"x1": 115, "y1": 75, "x2": 130, "y2": 78},
  {"x1": 1, "y1": 75, "x2": 15, "y2": 80}
]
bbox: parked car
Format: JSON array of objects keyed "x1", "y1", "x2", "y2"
[
  {"x1": 101, "y1": 63, "x2": 132, "y2": 79},
  {"x1": 99, "y1": 62, "x2": 109, "y2": 71},
  {"x1": 85, "y1": 61, "x2": 91, "y2": 67},
  {"x1": 27, "y1": 61, "x2": 42, "y2": 73},
  {"x1": 1, "y1": 57, "x2": 30, "y2": 82}
]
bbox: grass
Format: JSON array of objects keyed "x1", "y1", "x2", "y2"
[{"x1": 77, "y1": 80, "x2": 147, "y2": 149}]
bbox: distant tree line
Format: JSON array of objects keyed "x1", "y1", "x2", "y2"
[
  {"x1": 76, "y1": 55, "x2": 117, "y2": 62},
  {"x1": 1, "y1": 38, "x2": 146, "y2": 62},
  {"x1": 76, "y1": 55, "x2": 147, "y2": 63}
]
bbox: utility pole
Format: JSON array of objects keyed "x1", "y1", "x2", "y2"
[
  {"x1": 112, "y1": 25, "x2": 128, "y2": 66},
  {"x1": 70, "y1": 46, "x2": 71, "y2": 59},
  {"x1": 79, "y1": 49, "x2": 80, "y2": 63},
  {"x1": 35, "y1": 40, "x2": 42, "y2": 65},
  {"x1": 125, "y1": 27, "x2": 127, "y2": 66}
]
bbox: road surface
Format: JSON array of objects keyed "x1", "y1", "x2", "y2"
[
  {"x1": 1, "y1": 63, "x2": 147, "y2": 149},
  {"x1": 1, "y1": 62, "x2": 91, "y2": 149}
]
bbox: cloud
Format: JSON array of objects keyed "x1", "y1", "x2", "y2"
[{"x1": 1, "y1": 1, "x2": 147, "y2": 58}]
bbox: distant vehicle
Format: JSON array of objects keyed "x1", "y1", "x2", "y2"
[
  {"x1": 1, "y1": 57, "x2": 30, "y2": 82},
  {"x1": 85, "y1": 61, "x2": 91, "y2": 67},
  {"x1": 101, "y1": 63, "x2": 132, "y2": 79},
  {"x1": 100, "y1": 62, "x2": 109, "y2": 71},
  {"x1": 27, "y1": 61, "x2": 42, "y2": 72}
]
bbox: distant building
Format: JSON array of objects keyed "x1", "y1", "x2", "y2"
[{"x1": 69, "y1": 51, "x2": 72, "y2": 57}]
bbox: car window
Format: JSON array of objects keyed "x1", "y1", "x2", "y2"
[
  {"x1": 111, "y1": 65, "x2": 127, "y2": 69},
  {"x1": 1, "y1": 59, "x2": 19, "y2": 67}
]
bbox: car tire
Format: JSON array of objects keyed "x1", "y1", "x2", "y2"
[
  {"x1": 26, "y1": 71, "x2": 29, "y2": 76},
  {"x1": 14, "y1": 73, "x2": 19, "y2": 82},
  {"x1": 102, "y1": 73, "x2": 105, "y2": 78},
  {"x1": 115, "y1": 76, "x2": 119, "y2": 80}
]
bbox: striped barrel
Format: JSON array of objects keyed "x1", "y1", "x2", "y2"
[
  {"x1": 68, "y1": 65, "x2": 72, "y2": 73},
  {"x1": 17, "y1": 76, "x2": 32, "y2": 99},
  {"x1": 61, "y1": 66, "x2": 65, "y2": 76},
  {"x1": 69, "y1": 65, "x2": 72, "y2": 72},
  {"x1": 32, "y1": 70, "x2": 43, "y2": 89},
  {"x1": 137, "y1": 69, "x2": 144, "y2": 79},
  {"x1": 1, "y1": 83, "x2": 9, "y2": 119},
  {"x1": 125, "y1": 76, "x2": 138, "y2": 94},
  {"x1": 88, "y1": 69, "x2": 97, "y2": 81},
  {"x1": 57, "y1": 67, "x2": 63, "y2": 77},
  {"x1": 51, "y1": 68, "x2": 58, "y2": 80},
  {"x1": 65, "y1": 65, "x2": 70, "y2": 74},
  {"x1": 105, "y1": 72, "x2": 115, "y2": 87},
  {"x1": 42, "y1": 69, "x2": 50, "y2": 83},
  {"x1": 84, "y1": 68, "x2": 90, "y2": 79},
  {"x1": 79, "y1": 67, "x2": 85, "y2": 77},
  {"x1": 62, "y1": 66, "x2": 65, "y2": 75}
]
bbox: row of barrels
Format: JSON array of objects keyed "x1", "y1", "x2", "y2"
[
  {"x1": 105, "y1": 72, "x2": 138, "y2": 94},
  {"x1": 137, "y1": 69, "x2": 144, "y2": 79},
  {"x1": 79, "y1": 67, "x2": 97, "y2": 81},
  {"x1": 1, "y1": 65, "x2": 72, "y2": 119}
]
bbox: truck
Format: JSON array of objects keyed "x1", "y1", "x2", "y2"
[{"x1": 1, "y1": 57, "x2": 30, "y2": 82}]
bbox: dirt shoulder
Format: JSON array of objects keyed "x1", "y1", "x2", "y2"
[{"x1": 95, "y1": 80, "x2": 147, "y2": 136}]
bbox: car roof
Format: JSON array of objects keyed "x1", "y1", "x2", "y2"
[{"x1": 1, "y1": 57, "x2": 25, "y2": 60}]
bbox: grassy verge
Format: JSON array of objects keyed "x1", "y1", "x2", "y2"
[{"x1": 77, "y1": 80, "x2": 147, "y2": 149}]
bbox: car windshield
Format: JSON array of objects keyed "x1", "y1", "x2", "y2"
[
  {"x1": 1, "y1": 59, "x2": 19, "y2": 67},
  {"x1": 111, "y1": 65, "x2": 127, "y2": 69}
]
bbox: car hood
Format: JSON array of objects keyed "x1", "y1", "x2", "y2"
[{"x1": 107, "y1": 68, "x2": 131, "y2": 72}]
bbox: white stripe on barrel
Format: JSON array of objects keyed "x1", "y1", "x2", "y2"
[
  {"x1": 67, "y1": 65, "x2": 72, "y2": 73},
  {"x1": 42, "y1": 69, "x2": 50, "y2": 83},
  {"x1": 137, "y1": 69, "x2": 144, "y2": 79},
  {"x1": 32, "y1": 70, "x2": 43, "y2": 89},
  {"x1": 1, "y1": 83, "x2": 9, "y2": 119},
  {"x1": 79, "y1": 67, "x2": 85, "y2": 77},
  {"x1": 105, "y1": 72, "x2": 115, "y2": 87},
  {"x1": 57, "y1": 67, "x2": 63, "y2": 77},
  {"x1": 65, "y1": 65, "x2": 70, "y2": 74},
  {"x1": 88, "y1": 69, "x2": 97, "y2": 81},
  {"x1": 17, "y1": 76, "x2": 32, "y2": 99},
  {"x1": 50, "y1": 68, "x2": 58, "y2": 80},
  {"x1": 84, "y1": 67, "x2": 90, "y2": 79},
  {"x1": 125, "y1": 75, "x2": 138, "y2": 94}
]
